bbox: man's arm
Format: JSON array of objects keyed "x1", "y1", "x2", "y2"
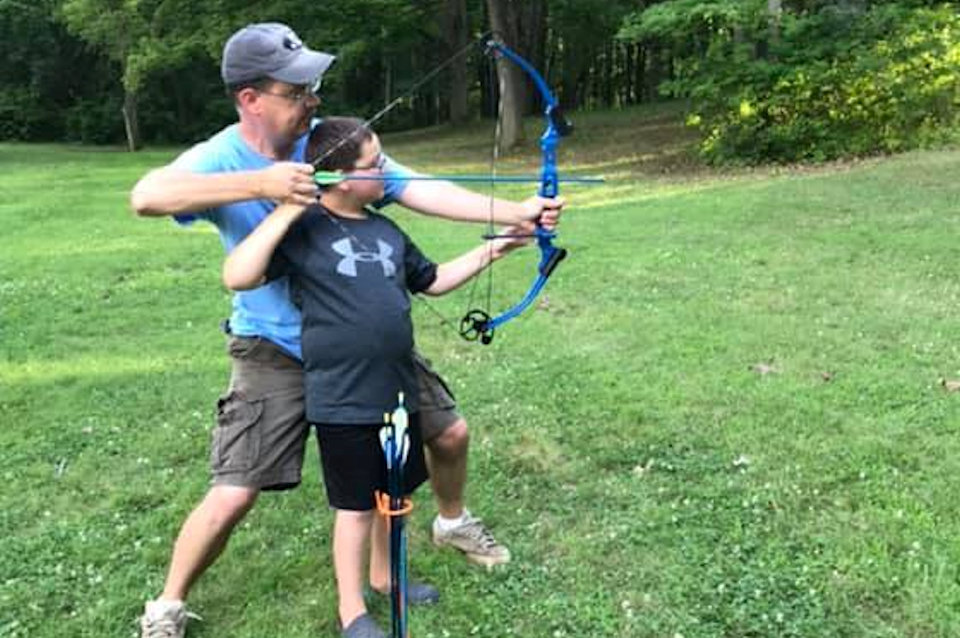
[
  {"x1": 396, "y1": 180, "x2": 563, "y2": 227},
  {"x1": 222, "y1": 203, "x2": 307, "y2": 290},
  {"x1": 130, "y1": 162, "x2": 319, "y2": 217}
]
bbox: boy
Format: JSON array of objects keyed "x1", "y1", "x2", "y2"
[{"x1": 223, "y1": 117, "x2": 532, "y2": 638}]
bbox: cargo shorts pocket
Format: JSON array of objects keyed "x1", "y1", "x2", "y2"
[
  {"x1": 211, "y1": 391, "x2": 264, "y2": 472},
  {"x1": 414, "y1": 354, "x2": 457, "y2": 407}
]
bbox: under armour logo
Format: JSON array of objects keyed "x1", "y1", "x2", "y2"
[{"x1": 331, "y1": 238, "x2": 396, "y2": 278}]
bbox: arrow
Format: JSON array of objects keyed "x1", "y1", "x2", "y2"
[{"x1": 313, "y1": 172, "x2": 605, "y2": 187}]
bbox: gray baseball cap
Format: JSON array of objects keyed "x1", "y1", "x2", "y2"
[{"x1": 221, "y1": 23, "x2": 336, "y2": 86}]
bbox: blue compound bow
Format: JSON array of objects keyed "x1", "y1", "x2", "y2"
[{"x1": 458, "y1": 39, "x2": 572, "y2": 345}]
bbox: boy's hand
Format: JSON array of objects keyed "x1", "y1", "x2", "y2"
[
  {"x1": 257, "y1": 162, "x2": 319, "y2": 205},
  {"x1": 272, "y1": 200, "x2": 311, "y2": 225},
  {"x1": 520, "y1": 195, "x2": 565, "y2": 230},
  {"x1": 489, "y1": 222, "x2": 536, "y2": 259}
]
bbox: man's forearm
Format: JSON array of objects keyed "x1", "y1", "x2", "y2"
[
  {"x1": 130, "y1": 168, "x2": 264, "y2": 217},
  {"x1": 397, "y1": 181, "x2": 528, "y2": 225}
]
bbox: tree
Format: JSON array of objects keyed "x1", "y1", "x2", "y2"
[
  {"x1": 59, "y1": 0, "x2": 205, "y2": 150},
  {"x1": 550, "y1": 0, "x2": 635, "y2": 109},
  {"x1": 485, "y1": 0, "x2": 532, "y2": 148},
  {"x1": 444, "y1": 0, "x2": 470, "y2": 124}
]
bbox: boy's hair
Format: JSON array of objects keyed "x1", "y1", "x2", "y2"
[{"x1": 307, "y1": 117, "x2": 373, "y2": 172}]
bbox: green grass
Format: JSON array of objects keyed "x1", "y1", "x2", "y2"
[{"x1": 2, "y1": 105, "x2": 960, "y2": 637}]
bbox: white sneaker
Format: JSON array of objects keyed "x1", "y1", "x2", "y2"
[
  {"x1": 140, "y1": 599, "x2": 197, "y2": 638},
  {"x1": 432, "y1": 514, "x2": 511, "y2": 567}
]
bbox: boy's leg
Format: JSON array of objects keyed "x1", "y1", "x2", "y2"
[
  {"x1": 368, "y1": 512, "x2": 390, "y2": 593},
  {"x1": 141, "y1": 336, "x2": 308, "y2": 638},
  {"x1": 414, "y1": 353, "x2": 510, "y2": 567},
  {"x1": 317, "y1": 424, "x2": 393, "y2": 636},
  {"x1": 333, "y1": 510, "x2": 375, "y2": 628}
]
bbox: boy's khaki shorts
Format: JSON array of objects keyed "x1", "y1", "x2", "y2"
[{"x1": 210, "y1": 336, "x2": 461, "y2": 490}]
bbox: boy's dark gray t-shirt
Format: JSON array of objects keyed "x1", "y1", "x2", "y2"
[{"x1": 267, "y1": 205, "x2": 437, "y2": 424}]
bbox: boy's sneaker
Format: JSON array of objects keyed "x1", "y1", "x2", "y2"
[
  {"x1": 341, "y1": 613, "x2": 387, "y2": 638},
  {"x1": 140, "y1": 599, "x2": 197, "y2": 638},
  {"x1": 370, "y1": 581, "x2": 440, "y2": 605},
  {"x1": 432, "y1": 514, "x2": 511, "y2": 567}
]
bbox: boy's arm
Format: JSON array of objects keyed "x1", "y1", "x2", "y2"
[
  {"x1": 396, "y1": 180, "x2": 564, "y2": 227},
  {"x1": 424, "y1": 223, "x2": 533, "y2": 296},
  {"x1": 131, "y1": 162, "x2": 318, "y2": 217},
  {"x1": 222, "y1": 203, "x2": 307, "y2": 290}
]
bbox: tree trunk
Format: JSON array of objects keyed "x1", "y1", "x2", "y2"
[
  {"x1": 646, "y1": 42, "x2": 664, "y2": 102},
  {"x1": 602, "y1": 42, "x2": 614, "y2": 108},
  {"x1": 635, "y1": 44, "x2": 647, "y2": 103},
  {"x1": 383, "y1": 50, "x2": 393, "y2": 107},
  {"x1": 559, "y1": 38, "x2": 589, "y2": 111},
  {"x1": 518, "y1": 0, "x2": 546, "y2": 114},
  {"x1": 767, "y1": 0, "x2": 782, "y2": 57},
  {"x1": 444, "y1": 0, "x2": 470, "y2": 124},
  {"x1": 122, "y1": 89, "x2": 141, "y2": 151},
  {"x1": 485, "y1": 0, "x2": 526, "y2": 148}
]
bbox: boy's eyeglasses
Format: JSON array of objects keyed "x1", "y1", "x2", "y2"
[{"x1": 351, "y1": 153, "x2": 386, "y2": 172}]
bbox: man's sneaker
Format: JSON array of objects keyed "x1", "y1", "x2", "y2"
[
  {"x1": 140, "y1": 599, "x2": 198, "y2": 638},
  {"x1": 432, "y1": 514, "x2": 511, "y2": 567}
]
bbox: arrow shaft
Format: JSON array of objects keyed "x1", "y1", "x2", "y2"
[{"x1": 316, "y1": 173, "x2": 604, "y2": 185}]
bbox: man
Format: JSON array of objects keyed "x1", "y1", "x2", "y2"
[{"x1": 132, "y1": 22, "x2": 563, "y2": 638}]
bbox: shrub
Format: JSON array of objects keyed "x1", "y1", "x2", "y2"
[{"x1": 692, "y1": 5, "x2": 960, "y2": 163}]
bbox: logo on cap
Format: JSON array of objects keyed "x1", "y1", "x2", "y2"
[{"x1": 283, "y1": 34, "x2": 303, "y2": 51}]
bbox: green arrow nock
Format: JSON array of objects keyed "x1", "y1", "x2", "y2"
[{"x1": 313, "y1": 171, "x2": 346, "y2": 186}]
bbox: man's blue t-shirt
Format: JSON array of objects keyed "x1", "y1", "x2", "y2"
[{"x1": 171, "y1": 122, "x2": 410, "y2": 359}]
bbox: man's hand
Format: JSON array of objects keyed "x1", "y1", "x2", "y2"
[
  {"x1": 257, "y1": 162, "x2": 319, "y2": 205},
  {"x1": 520, "y1": 195, "x2": 565, "y2": 231}
]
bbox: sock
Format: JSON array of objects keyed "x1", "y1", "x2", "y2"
[{"x1": 435, "y1": 510, "x2": 470, "y2": 532}]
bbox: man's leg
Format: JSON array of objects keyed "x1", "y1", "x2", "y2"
[
  {"x1": 160, "y1": 485, "x2": 259, "y2": 601},
  {"x1": 414, "y1": 354, "x2": 510, "y2": 567},
  {"x1": 423, "y1": 419, "x2": 469, "y2": 519},
  {"x1": 140, "y1": 487, "x2": 258, "y2": 638},
  {"x1": 141, "y1": 336, "x2": 308, "y2": 638}
]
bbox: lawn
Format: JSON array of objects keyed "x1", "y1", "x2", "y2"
[{"x1": 2, "y1": 107, "x2": 959, "y2": 637}]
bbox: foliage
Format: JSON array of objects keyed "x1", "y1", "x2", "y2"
[
  {"x1": 0, "y1": 0, "x2": 655, "y2": 146},
  {"x1": 4, "y1": 0, "x2": 958, "y2": 160},
  {"x1": 0, "y1": 0, "x2": 109, "y2": 141},
  {"x1": 621, "y1": 1, "x2": 960, "y2": 163},
  {"x1": 548, "y1": 0, "x2": 637, "y2": 108}
]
